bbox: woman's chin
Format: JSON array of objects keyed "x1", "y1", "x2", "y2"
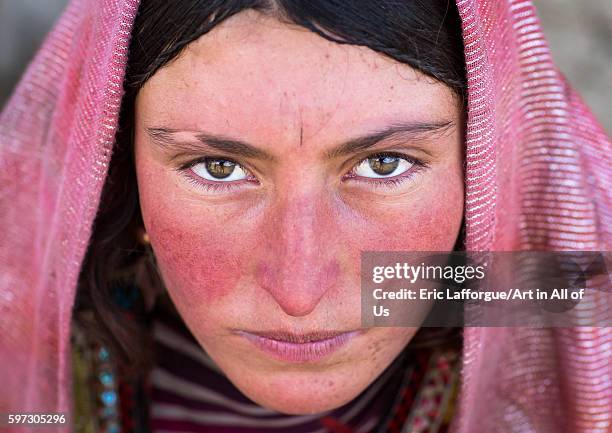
[
  {"x1": 250, "y1": 396, "x2": 349, "y2": 416},
  {"x1": 196, "y1": 327, "x2": 416, "y2": 414},
  {"x1": 218, "y1": 366, "x2": 376, "y2": 415},
  {"x1": 229, "y1": 372, "x2": 364, "y2": 415}
]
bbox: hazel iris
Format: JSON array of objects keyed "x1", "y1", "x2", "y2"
[
  {"x1": 368, "y1": 155, "x2": 400, "y2": 176},
  {"x1": 206, "y1": 158, "x2": 236, "y2": 179}
]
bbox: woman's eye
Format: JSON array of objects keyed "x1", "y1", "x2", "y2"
[
  {"x1": 353, "y1": 154, "x2": 415, "y2": 178},
  {"x1": 191, "y1": 158, "x2": 249, "y2": 182}
]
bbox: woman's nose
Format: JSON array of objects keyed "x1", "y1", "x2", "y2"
[{"x1": 255, "y1": 191, "x2": 341, "y2": 317}]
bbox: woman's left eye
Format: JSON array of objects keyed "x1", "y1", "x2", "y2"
[
  {"x1": 190, "y1": 158, "x2": 249, "y2": 182},
  {"x1": 352, "y1": 154, "x2": 416, "y2": 179}
]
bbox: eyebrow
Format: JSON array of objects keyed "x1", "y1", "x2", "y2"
[
  {"x1": 325, "y1": 121, "x2": 454, "y2": 158},
  {"x1": 146, "y1": 120, "x2": 454, "y2": 160}
]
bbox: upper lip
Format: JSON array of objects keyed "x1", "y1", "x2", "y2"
[{"x1": 236, "y1": 329, "x2": 359, "y2": 343}]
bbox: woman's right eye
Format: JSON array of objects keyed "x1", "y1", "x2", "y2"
[{"x1": 190, "y1": 158, "x2": 250, "y2": 182}]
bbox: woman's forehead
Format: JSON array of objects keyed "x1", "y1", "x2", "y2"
[{"x1": 136, "y1": 10, "x2": 459, "y2": 152}]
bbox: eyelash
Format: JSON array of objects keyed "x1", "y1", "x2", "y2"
[{"x1": 176, "y1": 152, "x2": 427, "y2": 193}]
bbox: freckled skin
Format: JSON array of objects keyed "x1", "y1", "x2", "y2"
[{"x1": 135, "y1": 11, "x2": 464, "y2": 415}]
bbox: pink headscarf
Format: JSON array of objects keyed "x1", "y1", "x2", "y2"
[{"x1": 0, "y1": 0, "x2": 610, "y2": 432}]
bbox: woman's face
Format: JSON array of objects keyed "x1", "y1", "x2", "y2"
[{"x1": 135, "y1": 11, "x2": 464, "y2": 414}]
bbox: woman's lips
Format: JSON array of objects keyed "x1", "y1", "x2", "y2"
[{"x1": 235, "y1": 329, "x2": 362, "y2": 363}]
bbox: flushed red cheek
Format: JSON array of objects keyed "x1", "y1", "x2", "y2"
[
  {"x1": 145, "y1": 213, "x2": 254, "y2": 305},
  {"x1": 341, "y1": 187, "x2": 464, "y2": 260},
  {"x1": 342, "y1": 208, "x2": 462, "y2": 285}
]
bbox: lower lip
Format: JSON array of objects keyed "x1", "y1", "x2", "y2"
[{"x1": 237, "y1": 331, "x2": 361, "y2": 363}]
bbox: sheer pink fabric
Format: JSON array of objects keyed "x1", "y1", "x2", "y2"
[{"x1": 0, "y1": 1, "x2": 609, "y2": 432}]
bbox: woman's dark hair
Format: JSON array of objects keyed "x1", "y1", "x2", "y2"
[{"x1": 76, "y1": 0, "x2": 466, "y2": 371}]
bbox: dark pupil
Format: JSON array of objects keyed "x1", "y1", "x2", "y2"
[
  {"x1": 205, "y1": 159, "x2": 236, "y2": 179},
  {"x1": 368, "y1": 155, "x2": 399, "y2": 176}
]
